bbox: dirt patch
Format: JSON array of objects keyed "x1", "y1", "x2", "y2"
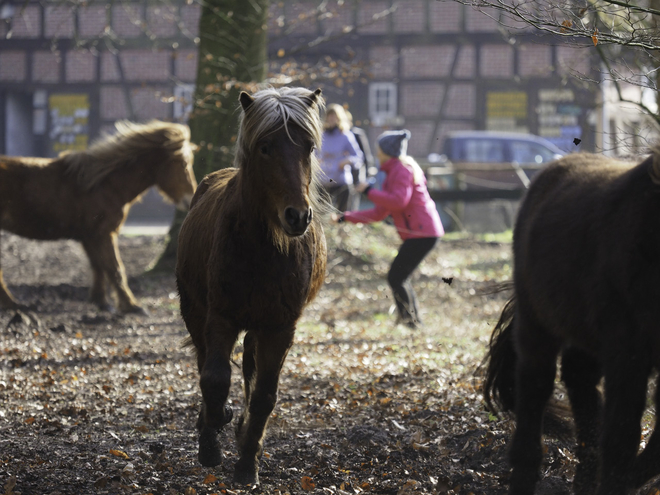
[{"x1": 1, "y1": 225, "x2": 581, "y2": 494}]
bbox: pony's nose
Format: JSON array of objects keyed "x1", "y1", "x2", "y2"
[{"x1": 284, "y1": 206, "x2": 312, "y2": 232}]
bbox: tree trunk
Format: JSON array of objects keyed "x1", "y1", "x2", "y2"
[{"x1": 152, "y1": 0, "x2": 269, "y2": 272}]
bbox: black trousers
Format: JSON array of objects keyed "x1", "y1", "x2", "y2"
[{"x1": 387, "y1": 237, "x2": 439, "y2": 326}]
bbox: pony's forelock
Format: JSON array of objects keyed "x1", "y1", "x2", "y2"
[
  {"x1": 236, "y1": 87, "x2": 325, "y2": 161},
  {"x1": 235, "y1": 87, "x2": 330, "y2": 252},
  {"x1": 62, "y1": 120, "x2": 192, "y2": 191}
]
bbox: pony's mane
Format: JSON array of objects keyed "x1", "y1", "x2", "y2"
[
  {"x1": 62, "y1": 120, "x2": 192, "y2": 191},
  {"x1": 235, "y1": 87, "x2": 328, "y2": 253}
]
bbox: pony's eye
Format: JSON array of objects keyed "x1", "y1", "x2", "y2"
[{"x1": 260, "y1": 144, "x2": 269, "y2": 155}]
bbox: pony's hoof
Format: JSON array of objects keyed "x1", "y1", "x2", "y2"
[
  {"x1": 198, "y1": 448, "x2": 222, "y2": 467},
  {"x1": 94, "y1": 302, "x2": 115, "y2": 313},
  {"x1": 198, "y1": 427, "x2": 222, "y2": 467},
  {"x1": 233, "y1": 464, "x2": 259, "y2": 486}
]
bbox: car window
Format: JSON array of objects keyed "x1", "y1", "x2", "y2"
[
  {"x1": 462, "y1": 139, "x2": 505, "y2": 163},
  {"x1": 510, "y1": 141, "x2": 556, "y2": 164}
]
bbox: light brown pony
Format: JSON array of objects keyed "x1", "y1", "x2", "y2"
[
  {"x1": 176, "y1": 87, "x2": 327, "y2": 485},
  {"x1": 0, "y1": 120, "x2": 197, "y2": 314}
]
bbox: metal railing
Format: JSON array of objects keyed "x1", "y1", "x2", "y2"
[{"x1": 425, "y1": 161, "x2": 535, "y2": 203}]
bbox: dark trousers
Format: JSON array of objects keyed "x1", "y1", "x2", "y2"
[
  {"x1": 324, "y1": 183, "x2": 353, "y2": 212},
  {"x1": 387, "y1": 237, "x2": 438, "y2": 326}
]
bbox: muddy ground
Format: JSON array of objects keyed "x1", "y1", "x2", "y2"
[{"x1": 1, "y1": 222, "x2": 656, "y2": 495}]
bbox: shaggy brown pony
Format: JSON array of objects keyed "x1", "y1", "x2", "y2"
[
  {"x1": 176, "y1": 87, "x2": 327, "y2": 485},
  {"x1": 483, "y1": 149, "x2": 660, "y2": 495},
  {"x1": 0, "y1": 120, "x2": 196, "y2": 314}
]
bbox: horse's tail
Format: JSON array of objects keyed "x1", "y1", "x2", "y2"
[
  {"x1": 482, "y1": 296, "x2": 574, "y2": 438},
  {"x1": 482, "y1": 295, "x2": 518, "y2": 414}
]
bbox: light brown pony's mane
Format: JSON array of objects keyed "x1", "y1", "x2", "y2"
[
  {"x1": 61, "y1": 120, "x2": 192, "y2": 191},
  {"x1": 235, "y1": 87, "x2": 329, "y2": 253}
]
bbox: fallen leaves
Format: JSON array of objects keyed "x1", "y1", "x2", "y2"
[
  {"x1": 3, "y1": 477, "x2": 16, "y2": 495},
  {"x1": 203, "y1": 473, "x2": 218, "y2": 484},
  {"x1": 0, "y1": 230, "x2": 567, "y2": 494},
  {"x1": 301, "y1": 475, "x2": 316, "y2": 490},
  {"x1": 109, "y1": 449, "x2": 129, "y2": 460}
]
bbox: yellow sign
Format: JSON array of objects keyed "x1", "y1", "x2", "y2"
[
  {"x1": 486, "y1": 91, "x2": 528, "y2": 132},
  {"x1": 486, "y1": 92, "x2": 527, "y2": 118},
  {"x1": 49, "y1": 94, "x2": 90, "y2": 152}
]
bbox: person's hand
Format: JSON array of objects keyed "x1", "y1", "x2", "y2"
[
  {"x1": 330, "y1": 213, "x2": 345, "y2": 223},
  {"x1": 354, "y1": 182, "x2": 369, "y2": 193}
]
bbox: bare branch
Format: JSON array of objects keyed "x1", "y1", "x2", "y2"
[{"x1": 443, "y1": 0, "x2": 660, "y2": 121}]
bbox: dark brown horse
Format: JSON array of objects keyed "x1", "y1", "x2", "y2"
[
  {"x1": 176, "y1": 87, "x2": 327, "y2": 485},
  {"x1": 483, "y1": 149, "x2": 660, "y2": 495},
  {"x1": 0, "y1": 120, "x2": 196, "y2": 314}
]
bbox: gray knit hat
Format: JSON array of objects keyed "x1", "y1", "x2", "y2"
[{"x1": 377, "y1": 129, "x2": 411, "y2": 157}]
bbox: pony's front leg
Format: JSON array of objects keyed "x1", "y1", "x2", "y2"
[
  {"x1": 197, "y1": 312, "x2": 240, "y2": 467},
  {"x1": 87, "y1": 234, "x2": 144, "y2": 314},
  {"x1": 234, "y1": 327, "x2": 294, "y2": 485}
]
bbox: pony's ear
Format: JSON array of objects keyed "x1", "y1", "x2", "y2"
[
  {"x1": 305, "y1": 88, "x2": 322, "y2": 106},
  {"x1": 239, "y1": 92, "x2": 255, "y2": 112}
]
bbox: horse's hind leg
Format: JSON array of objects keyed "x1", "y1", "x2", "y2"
[
  {"x1": 631, "y1": 378, "x2": 660, "y2": 488},
  {"x1": 236, "y1": 331, "x2": 257, "y2": 435},
  {"x1": 197, "y1": 311, "x2": 239, "y2": 467},
  {"x1": 234, "y1": 328, "x2": 294, "y2": 485},
  {"x1": 177, "y1": 278, "x2": 221, "y2": 463},
  {"x1": 597, "y1": 352, "x2": 650, "y2": 495},
  {"x1": 561, "y1": 347, "x2": 603, "y2": 495},
  {"x1": 508, "y1": 314, "x2": 560, "y2": 495}
]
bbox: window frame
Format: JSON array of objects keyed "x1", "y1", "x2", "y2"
[{"x1": 368, "y1": 82, "x2": 397, "y2": 124}]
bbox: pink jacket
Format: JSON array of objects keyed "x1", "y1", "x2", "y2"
[{"x1": 344, "y1": 157, "x2": 444, "y2": 240}]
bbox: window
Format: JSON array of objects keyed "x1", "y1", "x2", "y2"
[
  {"x1": 369, "y1": 82, "x2": 397, "y2": 125},
  {"x1": 174, "y1": 84, "x2": 195, "y2": 122},
  {"x1": 462, "y1": 139, "x2": 505, "y2": 163},
  {"x1": 510, "y1": 141, "x2": 556, "y2": 164}
]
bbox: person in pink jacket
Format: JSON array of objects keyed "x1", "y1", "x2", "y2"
[{"x1": 334, "y1": 129, "x2": 444, "y2": 328}]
